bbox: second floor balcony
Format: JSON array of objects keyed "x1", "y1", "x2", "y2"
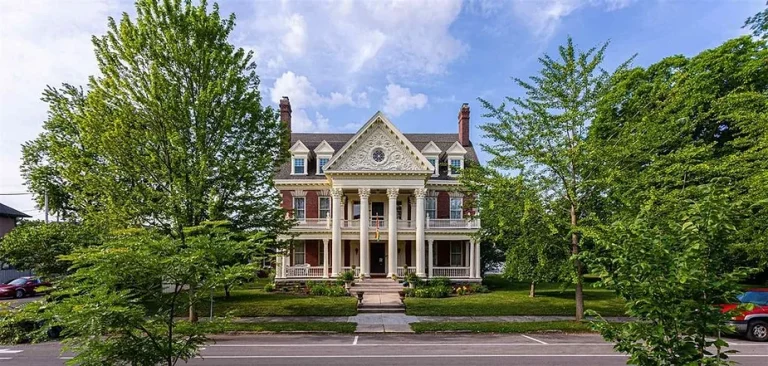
[{"x1": 289, "y1": 217, "x2": 480, "y2": 231}]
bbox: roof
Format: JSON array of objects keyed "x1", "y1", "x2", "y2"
[
  {"x1": 276, "y1": 132, "x2": 479, "y2": 180},
  {"x1": 0, "y1": 203, "x2": 31, "y2": 218}
]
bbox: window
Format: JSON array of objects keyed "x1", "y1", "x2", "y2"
[
  {"x1": 293, "y1": 158, "x2": 305, "y2": 174},
  {"x1": 396, "y1": 201, "x2": 403, "y2": 220},
  {"x1": 427, "y1": 158, "x2": 438, "y2": 175},
  {"x1": 449, "y1": 159, "x2": 462, "y2": 175},
  {"x1": 425, "y1": 197, "x2": 436, "y2": 219},
  {"x1": 450, "y1": 242, "x2": 462, "y2": 267},
  {"x1": 317, "y1": 157, "x2": 329, "y2": 174},
  {"x1": 293, "y1": 197, "x2": 306, "y2": 221},
  {"x1": 318, "y1": 242, "x2": 324, "y2": 266},
  {"x1": 319, "y1": 196, "x2": 330, "y2": 219},
  {"x1": 450, "y1": 197, "x2": 463, "y2": 219},
  {"x1": 293, "y1": 242, "x2": 305, "y2": 265}
]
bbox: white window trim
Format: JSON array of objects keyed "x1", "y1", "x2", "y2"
[
  {"x1": 448, "y1": 157, "x2": 464, "y2": 177},
  {"x1": 293, "y1": 242, "x2": 306, "y2": 265},
  {"x1": 450, "y1": 197, "x2": 463, "y2": 219},
  {"x1": 293, "y1": 197, "x2": 306, "y2": 222},
  {"x1": 318, "y1": 196, "x2": 331, "y2": 219},
  {"x1": 425, "y1": 155, "x2": 439, "y2": 177},
  {"x1": 316, "y1": 155, "x2": 331, "y2": 175},
  {"x1": 291, "y1": 156, "x2": 308, "y2": 175},
  {"x1": 425, "y1": 196, "x2": 437, "y2": 219},
  {"x1": 450, "y1": 242, "x2": 462, "y2": 267}
]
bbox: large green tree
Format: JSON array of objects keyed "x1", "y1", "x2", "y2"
[
  {"x1": 479, "y1": 37, "x2": 630, "y2": 319},
  {"x1": 21, "y1": 0, "x2": 289, "y2": 238},
  {"x1": 745, "y1": 1, "x2": 768, "y2": 39}
]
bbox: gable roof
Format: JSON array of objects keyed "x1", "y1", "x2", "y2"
[
  {"x1": 0, "y1": 203, "x2": 31, "y2": 219},
  {"x1": 323, "y1": 112, "x2": 433, "y2": 173}
]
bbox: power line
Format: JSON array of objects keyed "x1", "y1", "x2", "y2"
[{"x1": 0, "y1": 192, "x2": 33, "y2": 196}]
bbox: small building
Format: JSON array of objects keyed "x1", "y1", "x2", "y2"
[
  {"x1": 274, "y1": 97, "x2": 481, "y2": 282},
  {"x1": 0, "y1": 202, "x2": 32, "y2": 283}
]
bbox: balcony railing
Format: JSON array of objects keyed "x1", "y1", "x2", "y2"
[
  {"x1": 285, "y1": 266, "x2": 326, "y2": 278},
  {"x1": 427, "y1": 218, "x2": 480, "y2": 229},
  {"x1": 396, "y1": 266, "x2": 416, "y2": 277},
  {"x1": 432, "y1": 267, "x2": 471, "y2": 278},
  {"x1": 293, "y1": 218, "x2": 331, "y2": 228},
  {"x1": 341, "y1": 267, "x2": 361, "y2": 277}
]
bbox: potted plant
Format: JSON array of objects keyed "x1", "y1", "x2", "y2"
[
  {"x1": 391, "y1": 274, "x2": 398, "y2": 282},
  {"x1": 358, "y1": 273, "x2": 365, "y2": 282},
  {"x1": 350, "y1": 265, "x2": 357, "y2": 286},
  {"x1": 356, "y1": 291, "x2": 365, "y2": 305},
  {"x1": 341, "y1": 270, "x2": 355, "y2": 290},
  {"x1": 398, "y1": 290, "x2": 406, "y2": 303},
  {"x1": 405, "y1": 272, "x2": 418, "y2": 289}
]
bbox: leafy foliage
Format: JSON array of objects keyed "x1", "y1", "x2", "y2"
[
  {"x1": 588, "y1": 188, "x2": 754, "y2": 365},
  {"x1": 744, "y1": 1, "x2": 768, "y2": 39},
  {"x1": 0, "y1": 221, "x2": 103, "y2": 278}
]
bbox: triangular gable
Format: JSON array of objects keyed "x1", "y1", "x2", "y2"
[
  {"x1": 445, "y1": 141, "x2": 467, "y2": 155},
  {"x1": 314, "y1": 140, "x2": 335, "y2": 155},
  {"x1": 289, "y1": 140, "x2": 310, "y2": 154},
  {"x1": 324, "y1": 112, "x2": 433, "y2": 173},
  {"x1": 421, "y1": 141, "x2": 442, "y2": 155}
]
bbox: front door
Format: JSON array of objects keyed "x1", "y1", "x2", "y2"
[{"x1": 370, "y1": 242, "x2": 386, "y2": 274}]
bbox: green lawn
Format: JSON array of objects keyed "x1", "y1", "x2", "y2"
[
  {"x1": 405, "y1": 276, "x2": 625, "y2": 316},
  {"x1": 411, "y1": 321, "x2": 594, "y2": 334},
  {"x1": 203, "y1": 322, "x2": 357, "y2": 333},
  {"x1": 184, "y1": 280, "x2": 358, "y2": 317}
]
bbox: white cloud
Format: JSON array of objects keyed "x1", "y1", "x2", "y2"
[
  {"x1": 382, "y1": 83, "x2": 428, "y2": 117},
  {"x1": 281, "y1": 13, "x2": 307, "y2": 56},
  {"x1": 292, "y1": 110, "x2": 332, "y2": 133}
]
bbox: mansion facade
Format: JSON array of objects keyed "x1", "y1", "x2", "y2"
[{"x1": 275, "y1": 97, "x2": 481, "y2": 282}]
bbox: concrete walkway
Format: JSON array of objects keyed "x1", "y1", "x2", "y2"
[{"x1": 231, "y1": 315, "x2": 631, "y2": 323}]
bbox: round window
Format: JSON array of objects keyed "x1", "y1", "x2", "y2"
[{"x1": 372, "y1": 148, "x2": 385, "y2": 162}]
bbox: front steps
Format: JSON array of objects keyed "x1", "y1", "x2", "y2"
[{"x1": 351, "y1": 279, "x2": 406, "y2": 314}]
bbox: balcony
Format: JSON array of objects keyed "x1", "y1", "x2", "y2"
[
  {"x1": 427, "y1": 218, "x2": 480, "y2": 229},
  {"x1": 290, "y1": 217, "x2": 480, "y2": 231}
]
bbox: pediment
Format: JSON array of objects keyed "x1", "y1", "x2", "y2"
[
  {"x1": 289, "y1": 141, "x2": 310, "y2": 154},
  {"x1": 314, "y1": 140, "x2": 335, "y2": 155},
  {"x1": 421, "y1": 141, "x2": 442, "y2": 155},
  {"x1": 324, "y1": 112, "x2": 432, "y2": 174},
  {"x1": 446, "y1": 141, "x2": 467, "y2": 155}
]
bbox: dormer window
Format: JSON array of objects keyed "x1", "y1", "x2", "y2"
[
  {"x1": 289, "y1": 141, "x2": 310, "y2": 176},
  {"x1": 313, "y1": 140, "x2": 335, "y2": 175},
  {"x1": 446, "y1": 141, "x2": 467, "y2": 177},
  {"x1": 293, "y1": 158, "x2": 306, "y2": 174},
  {"x1": 421, "y1": 141, "x2": 442, "y2": 178}
]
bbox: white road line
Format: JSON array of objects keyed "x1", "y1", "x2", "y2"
[
  {"x1": 521, "y1": 335, "x2": 548, "y2": 345},
  {"x1": 0, "y1": 349, "x2": 23, "y2": 354},
  {"x1": 194, "y1": 354, "x2": 630, "y2": 359},
  {"x1": 353, "y1": 336, "x2": 359, "y2": 345},
  {"x1": 206, "y1": 342, "x2": 612, "y2": 347},
  {"x1": 0, "y1": 357, "x2": 13, "y2": 360}
]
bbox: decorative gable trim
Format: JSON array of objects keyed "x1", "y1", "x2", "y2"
[
  {"x1": 421, "y1": 141, "x2": 442, "y2": 155},
  {"x1": 445, "y1": 141, "x2": 467, "y2": 155},
  {"x1": 323, "y1": 112, "x2": 433, "y2": 174},
  {"x1": 289, "y1": 141, "x2": 310, "y2": 154},
  {"x1": 313, "y1": 140, "x2": 335, "y2": 155}
]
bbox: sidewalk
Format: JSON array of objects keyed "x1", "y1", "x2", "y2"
[{"x1": 231, "y1": 315, "x2": 631, "y2": 323}]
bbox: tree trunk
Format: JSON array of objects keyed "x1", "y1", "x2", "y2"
[
  {"x1": 188, "y1": 285, "x2": 198, "y2": 323},
  {"x1": 224, "y1": 285, "x2": 231, "y2": 299},
  {"x1": 529, "y1": 282, "x2": 536, "y2": 298},
  {"x1": 571, "y1": 203, "x2": 584, "y2": 321}
]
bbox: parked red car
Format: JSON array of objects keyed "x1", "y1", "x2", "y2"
[
  {"x1": 0, "y1": 277, "x2": 50, "y2": 299},
  {"x1": 723, "y1": 288, "x2": 768, "y2": 342}
]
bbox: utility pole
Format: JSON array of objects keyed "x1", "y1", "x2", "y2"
[{"x1": 44, "y1": 189, "x2": 49, "y2": 224}]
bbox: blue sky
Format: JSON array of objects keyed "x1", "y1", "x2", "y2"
[{"x1": 0, "y1": 0, "x2": 763, "y2": 219}]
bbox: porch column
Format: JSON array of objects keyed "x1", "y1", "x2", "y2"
[
  {"x1": 282, "y1": 254, "x2": 289, "y2": 278},
  {"x1": 414, "y1": 188, "x2": 426, "y2": 277},
  {"x1": 322, "y1": 238, "x2": 329, "y2": 278},
  {"x1": 358, "y1": 188, "x2": 370, "y2": 277},
  {"x1": 474, "y1": 239, "x2": 481, "y2": 278},
  {"x1": 427, "y1": 238, "x2": 434, "y2": 278},
  {"x1": 331, "y1": 188, "x2": 343, "y2": 277},
  {"x1": 276, "y1": 254, "x2": 283, "y2": 279},
  {"x1": 387, "y1": 188, "x2": 399, "y2": 277},
  {"x1": 468, "y1": 239, "x2": 475, "y2": 279}
]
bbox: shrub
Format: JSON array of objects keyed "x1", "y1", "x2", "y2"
[
  {"x1": 340, "y1": 270, "x2": 355, "y2": 283},
  {"x1": 263, "y1": 283, "x2": 275, "y2": 292},
  {"x1": 0, "y1": 303, "x2": 61, "y2": 344},
  {"x1": 469, "y1": 284, "x2": 489, "y2": 293},
  {"x1": 306, "y1": 282, "x2": 347, "y2": 297},
  {"x1": 429, "y1": 277, "x2": 451, "y2": 288},
  {"x1": 412, "y1": 285, "x2": 450, "y2": 298}
]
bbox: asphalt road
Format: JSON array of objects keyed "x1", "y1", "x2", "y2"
[{"x1": 2, "y1": 333, "x2": 767, "y2": 365}]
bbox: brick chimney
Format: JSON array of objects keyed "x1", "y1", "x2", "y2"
[
  {"x1": 458, "y1": 103, "x2": 470, "y2": 146},
  {"x1": 279, "y1": 96, "x2": 292, "y2": 133}
]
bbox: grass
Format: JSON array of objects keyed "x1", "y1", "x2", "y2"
[
  {"x1": 203, "y1": 321, "x2": 357, "y2": 333},
  {"x1": 405, "y1": 275, "x2": 625, "y2": 317},
  {"x1": 411, "y1": 321, "x2": 594, "y2": 334},
  {"x1": 181, "y1": 279, "x2": 358, "y2": 317}
]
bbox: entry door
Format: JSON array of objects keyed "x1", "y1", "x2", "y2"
[
  {"x1": 371, "y1": 202, "x2": 384, "y2": 222},
  {"x1": 370, "y1": 242, "x2": 386, "y2": 274}
]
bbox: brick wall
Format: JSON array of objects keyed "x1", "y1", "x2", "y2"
[
  {"x1": 306, "y1": 191, "x2": 318, "y2": 219},
  {"x1": 305, "y1": 240, "x2": 319, "y2": 266},
  {"x1": 281, "y1": 190, "x2": 293, "y2": 211},
  {"x1": 437, "y1": 191, "x2": 450, "y2": 219}
]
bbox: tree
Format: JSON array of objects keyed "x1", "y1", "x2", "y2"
[
  {"x1": 745, "y1": 1, "x2": 768, "y2": 39},
  {"x1": 588, "y1": 187, "x2": 756, "y2": 365},
  {"x1": 52, "y1": 223, "x2": 268, "y2": 366},
  {"x1": 0, "y1": 221, "x2": 103, "y2": 278},
  {"x1": 462, "y1": 167, "x2": 569, "y2": 297},
  {"x1": 21, "y1": 0, "x2": 290, "y2": 237},
  {"x1": 589, "y1": 36, "x2": 768, "y2": 273},
  {"x1": 479, "y1": 37, "x2": 631, "y2": 319}
]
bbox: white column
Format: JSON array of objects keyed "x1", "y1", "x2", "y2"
[
  {"x1": 468, "y1": 239, "x2": 475, "y2": 279},
  {"x1": 331, "y1": 188, "x2": 343, "y2": 277},
  {"x1": 387, "y1": 188, "x2": 399, "y2": 277},
  {"x1": 322, "y1": 238, "x2": 329, "y2": 279},
  {"x1": 276, "y1": 255, "x2": 283, "y2": 279},
  {"x1": 427, "y1": 238, "x2": 434, "y2": 278},
  {"x1": 359, "y1": 188, "x2": 370, "y2": 277},
  {"x1": 474, "y1": 239, "x2": 481, "y2": 278},
  {"x1": 282, "y1": 254, "x2": 289, "y2": 278},
  {"x1": 414, "y1": 188, "x2": 426, "y2": 277}
]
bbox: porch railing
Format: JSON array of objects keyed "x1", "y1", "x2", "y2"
[
  {"x1": 341, "y1": 267, "x2": 361, "y2": 277},
  {"x1": 285, "y1": 266, "x2": 326, "y2": 278},
  {"x1": 293, "y1": 218, "x2": 331, "y2": 228},
  {"x1": 369, "y1": 218, "x2": 386, "y2": 230},
  {"x1": 397, "y1": 220, "x2": 415, "y2": 229},
  {"x1": 427, "y1": 218, "x2": 480, "y2": 229},
  {"x1": 432, "y1": 267, "x2": 471, "y2": 278},
  {"x1": 341, "y1": 220, "x2": 360, "y2": 229},
  {"x1": 396, "y1": 267, "x2": 416, "y2": 277}
]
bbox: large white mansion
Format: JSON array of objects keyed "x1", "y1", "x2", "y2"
[{"x1": 274, "y1": 97, "x2": 481, "y2": 282}]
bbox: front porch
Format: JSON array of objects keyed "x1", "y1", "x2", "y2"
[{"x1": 276, "y1": 239, "x2": 481, "y2": 281}]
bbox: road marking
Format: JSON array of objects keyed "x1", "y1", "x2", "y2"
[
  {"x1": 0, "y1": 357, "x2": 13, "y2": 360},
  {"x1": 0, "y1": 349, "x2": 23, "y2": 354},
  {"x1": 207, "y1": 342, "x2": 612, "y2": 347},
  {"x1": 521, "y1": 335, "x2": 548, "y2": 345},
  {"x1": 195, "y1": 354, "x2": 630, "y2": 359},
  {"x1": 353, "y1": 336, "x2": 358, "y2": 345}
]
